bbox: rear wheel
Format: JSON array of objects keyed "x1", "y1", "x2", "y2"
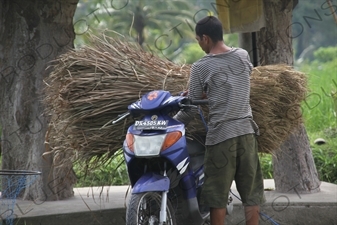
[{"x1": 126, "y1": 192, "x2": 177, "y2": 225}]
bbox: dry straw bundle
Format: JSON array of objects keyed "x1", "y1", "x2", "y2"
[
  {"x1": 250, "y1": 65, "x2": 307, "y2": 153},
  {"x1": 44, "y1": 34, "x2": 307, "y2": 166},
  {"x1": 44, "y1": 34, "x2": 189, "y2": 166}
]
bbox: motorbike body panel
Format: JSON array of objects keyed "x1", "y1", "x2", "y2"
[
  {"x1": 132, "y1": 172, "x2": 170, "y2": 193},
  {"x1": 123, "y1": 90, "x2": 209, "y2": 225}
]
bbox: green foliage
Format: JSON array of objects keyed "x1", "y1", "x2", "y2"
[
  {"x1": 73, "y1": 0, "x2": 198, "y2": 61},
  {"x1": 224, "y1": 33, "x2": 239, "y2": 48},
  {"x1": 73, "y1": 0, "x2": 242, "y2": 62},
  {"x1": 292, "y1": 0, "x2": 337, "y2": 59},
  {"x1": 74, "y1": 152, "x2": 129, "y2": 187},
  {"x1": 300, "y1": 58, "x2": 337, "y2": 132},
  {"x1": 259, "y1": 154, "x2": 273, "y2": 179},
  {"x1": 311, "y1": 135, "x2": 337, "y2": 184},
  {"x1": 174, "y1": 43, "x2": 205, "y2": 64},
  {"x1": 332, "y1": 91, "x2": 337, "y2": 125},
  {"x1": 296, "y1": 53, "x2": 337, "y2": 183},
  {"x1": 313, "y1": 46, "x2": 337, "y2": 63},
  {"x1": 173, "y1": 33, "x2": 239, "y2": 64}
]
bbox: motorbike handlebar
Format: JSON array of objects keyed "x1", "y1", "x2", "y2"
[
  {"x1": 111, "y1": 97, "x2": 208, "y2": 124},
  {"x1": 190, "y1": 99, "x2": 209, "y2": 105},
  {"x1": 178, "y1": 99, "x2": 208, "y2": 109}
]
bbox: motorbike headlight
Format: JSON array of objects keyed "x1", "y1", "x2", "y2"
[
  {"x1": 133, "y1": 134, "x2": 167, "y2": 156},
  {"x1": 125, "y1": 131, "x2": 182, "y2": 156}
]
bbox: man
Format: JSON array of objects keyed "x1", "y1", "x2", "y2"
[{"x1": 174, "y1": 16, "x2": 265, "y2": 225}]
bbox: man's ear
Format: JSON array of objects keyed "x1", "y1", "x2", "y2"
[
  {"x1": 202, "y1": 35, "x2": 206, "y2": 41},
  {"x1": 203, "y1": 35, "x2": 211, "y2": 44}
]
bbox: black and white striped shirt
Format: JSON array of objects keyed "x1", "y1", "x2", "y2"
[{"x1": 175, "y1": 47, "x2": 259, "y2": 146}]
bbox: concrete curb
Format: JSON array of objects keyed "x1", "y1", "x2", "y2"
[{"x1": 7, "y1": 180, "x2": 337, "y2": 225}]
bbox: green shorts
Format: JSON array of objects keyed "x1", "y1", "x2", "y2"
[{"x1": 200, "y1": 134, "x2": 265, "y2": 208}]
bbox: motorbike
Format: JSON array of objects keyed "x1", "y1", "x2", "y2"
[{"x1": 112, "y1": 90, "x2": 233, "y2": 225}]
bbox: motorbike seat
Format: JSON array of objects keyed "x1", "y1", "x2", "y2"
[{"x1": 186, "y1": 136, "x2": 206, "y2": 172}]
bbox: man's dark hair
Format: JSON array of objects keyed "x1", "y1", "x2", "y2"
[{"x1": 195, "y1": 16, "x2": 223, "y2": 43}]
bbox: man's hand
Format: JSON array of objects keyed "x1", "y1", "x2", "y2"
[
  {"x1": 180, "y1": 90, "x2": 188, "y2": 96},
  {"x1": 180, "y1": 90, "x2": 207, "y2": 99}
]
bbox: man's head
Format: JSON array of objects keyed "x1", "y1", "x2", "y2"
[{"x1": 195, "y1": 16, "x2": 224, "y2": 53}]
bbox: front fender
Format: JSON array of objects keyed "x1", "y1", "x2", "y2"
[{"x1": 132, "y1": 172, "x2": 170, "y2": 194}]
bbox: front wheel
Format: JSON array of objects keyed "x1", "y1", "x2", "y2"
[{"x1": 126, "y1": 192, "x2": 177, "y2": 225}]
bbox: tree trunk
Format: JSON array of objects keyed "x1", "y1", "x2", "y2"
[
  {"x1": 258, "y1": 0, "x2": 294, "y2": 65},
  {"x1": 0, "y1": 0, "x2": 79, "y2": 200},
  {"x1": 257, "y1": 0, "x2": 320, "y2": 193},
  {"x1": 272, "y1": 124, "x2": 320, "y2": 193}
]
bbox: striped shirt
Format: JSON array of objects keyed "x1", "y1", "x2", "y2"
[{"x1": 175, "y1": 47, "x2": 259, "y2": 146}]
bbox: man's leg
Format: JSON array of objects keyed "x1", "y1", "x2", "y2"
[
  {"x1": 210, "y1": 207, "x2": 226, "y2": 225},
  {"x1": 200, "y1": 140, "x2": 237, "y2": 225},
  {"x1": 234, "y1": 134, "x2": 265, "y2": 225},
  {"x1": 244, "y1": 205, "x2": 260, "y2": 225}
]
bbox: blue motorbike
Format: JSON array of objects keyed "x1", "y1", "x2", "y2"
[{"x1": 113, "y1": 90, "x2": 233, "y2": 225}]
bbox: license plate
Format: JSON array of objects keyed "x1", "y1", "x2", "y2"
[{"x1": 134, "y1": 120, "x2": 168, "y2": 130}]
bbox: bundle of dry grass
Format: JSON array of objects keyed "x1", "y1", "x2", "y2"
[
  {"x1": 249, "y1": 65, "x2": 306, "y2": 153},
  {"x1": 44, "y1": 34, "x2": 189, "y2": 166},
  {"x1": 44, "y1": 34, "x2": 307, "y2": 166}
]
